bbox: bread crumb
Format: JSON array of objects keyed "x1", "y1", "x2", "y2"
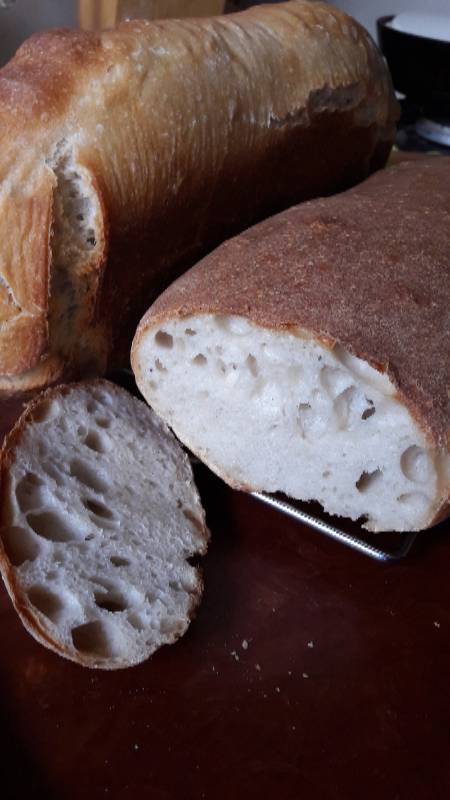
[
  {"x1": 134, "y1": 744, "x2": 139, "y2": 750},
  {"x1": 241, "y1": 639, "x2": 249, "y2": 650},
  {"x1": 275, "y1": 686, "x2": 280, "y2": 693},
  {"x1": 292, "y1": 725, "x2": 296, "y2": 731},
  {"x1": 433, "y1": 621, "x2": 441, "y2": 628},
  {"x1": 288, "y1": 671, "x2": 292, "y2": 676},
  {"x1": 307, "y1": 640, "x2": 314, "y2": 648},
  {"x1": 255, "y1": 663, "x2": 261, "y2": 672},
  {"x1": 302, "y1": 672, "x2": 309, "y2": 679},
  {"x1": 230, "y1": 650, "x2": 239, "y2": 661}
]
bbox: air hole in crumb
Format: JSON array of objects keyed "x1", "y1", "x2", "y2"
[
  {"x1": 356, "y1": 469, "x2": 382, "y2": 493},
  {"x1": 70, "y1": 459, "x2": 108, "y2": 493},
  {"x1": 28, "y1": 586, "x2": 62, "y2": 621},
  {"x1": 27, "y1": 510, "x2": 82, "y2": 543},
  {"x1": 71, "y1": 620, "x2": 120, "y2": 658},
  {"x1": 110, "y1": 555, "x2": 130, "y2": 567},
  {"x1": 192, "y1": 354, "x2": 207, "y2": 366},
  {"x1": 77, "y1": 425, "x2": 88, "y2": 438},
  {"x1": 1, "y1": 526, "x2": 40, "y2": 566},
  {"x1": 85, "y1": 534, "x2": 95, "y2": 541},
  {"x1": 128, "y1": 613, "x2": 144, "y2": 631},
  {"x1": 15, "y1": 473, "x2": 46, "y2": 513},
  {"x1": 155, "y1": 358, "x2": 166, "y2": 372},
  {"x1": 83, "y1": 429, "x2": 110, "y2": 454},
  {"x1": 400, "y1": 445, "x2": 430, "y2": 483},
  {"x1": 95, "y1": 417, "x2": 111, "y2": 429},
  {"x1": 397, "y1": 491, "x2": 429, "y2": 506},
  {"x1": 83, "y1": 498, "x2": 114, "y2": 520},
  {"x1": 185, "y1": 328, "x2": 196, "y2": 336},
  {"x1": 246, "y1": 354, "x2": 258, "y2": 377},
  {"x1": 30, "y1": 400, "x2": 59, "y2": 424},
  {"x1": 94, "y1": 594, "x2": 127, "y2": 613},
  {"x1": 93, "y1": 390, "x2": 111, "y2": 406},
  {"x1": 322, "y1": 470, "x2": 331, "y2": 479},
  {"x1": 362, "y1": 400, "x2": 376, "y2": 420},
  {"x1": 155, "y1": 330, "x2": 173, "y2": 349}
]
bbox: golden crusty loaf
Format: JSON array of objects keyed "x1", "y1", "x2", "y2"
[
  {"x1": 0, "y1": 0, "x2": 397, "y2": 393},
  {"x1": 132, "y1": 157, "x2": 450, "y2": 532},
  {"x1": 0, "y1": 381, "x2": 208, "y2": 668}
]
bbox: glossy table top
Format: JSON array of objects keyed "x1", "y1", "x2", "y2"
[{"x1": 1, "y1": 398, "x2": 449, "y2": 800}]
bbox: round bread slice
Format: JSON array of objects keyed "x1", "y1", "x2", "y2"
[
  {"x1": 131, "y1": 157, "x2": 450, "y2": 533},
  {"x1": 0, "y1": 380, "x2": 208, "y2": 669}
]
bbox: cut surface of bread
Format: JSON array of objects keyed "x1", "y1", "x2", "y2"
[
  {"x1": 0, "y1": 381, "x2": 208, "y2": 669},
  {"x1": 134, "y1": 314, "x2": 448, "y2": 532},
  {"x1": 132, "y1": 158, "x2": 450, "y2": 533}
]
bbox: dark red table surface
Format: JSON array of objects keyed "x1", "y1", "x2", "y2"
[{"x1": 1, "y1": 397, "x2": 449, "y2": 800}]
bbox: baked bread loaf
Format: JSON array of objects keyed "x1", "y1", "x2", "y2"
[
  {"x1": 0, "y1": 380, "x2": 208, "y2": 668},
  {"x1": 132, "y1": 156, "x2": 450, "y2": 533},
  {"x1": 0, "y1": 0, "x2": 397, "y2": 393}
]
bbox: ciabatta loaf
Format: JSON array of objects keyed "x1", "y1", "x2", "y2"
[
  {"x1": 132, "y1": 157, "x2": 450, "y2": 533},
  {"x1": 0, "y1": 0, "x2": 397, "y2": 393},
  {"x1": 0, "y1": 381, "x2": 208, "y2": 668}
]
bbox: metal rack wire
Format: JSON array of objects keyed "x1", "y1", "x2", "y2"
[{"x1": 252, "y1": 492, "x2": 419, "y2": 562}]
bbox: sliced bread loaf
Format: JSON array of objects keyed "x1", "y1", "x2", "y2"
[
  {"x1": 0, "y1": 380, "x2": 208, "y2": 669},
  {"x1": 131, "y1": 157, "x2": 450, "y2": 533}
]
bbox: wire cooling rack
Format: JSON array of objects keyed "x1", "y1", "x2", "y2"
[{"x1": 251, "y1": 492, "x2": 419, "y2": 562}]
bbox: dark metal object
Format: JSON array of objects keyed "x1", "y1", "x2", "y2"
[{"x1": 377, "y1": 15, "x2": 450, "y2": 113}]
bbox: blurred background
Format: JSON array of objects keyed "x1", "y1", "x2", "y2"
[{"x1": 0, "y1": 0, "x2": 449, "y2": 66}]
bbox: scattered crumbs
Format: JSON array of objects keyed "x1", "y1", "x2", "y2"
[
  {"x1": 134, "y1": 744, "x2": 139, "y2": 751},
  {"x1": 307, "y1": 641, "x2": 314, "y2": 649},
  {"x1": 275, "y1": 687, "x2": 281, "y2": 694},
  {"x1": 434, "y1": 621, "x2": 441, "y2": 628},
  {"x1": 255, "y1": 663, "x2": 261, "y2": 672},
  {"x1": 302, "y1": 673, "x2": 309, "y2": 679},
  {"x1": 241, "y1": 639, "x2": 249, "y2": 650},
  {"x1": 230, "y1": 650, "x2": 240, "y2": 662}
]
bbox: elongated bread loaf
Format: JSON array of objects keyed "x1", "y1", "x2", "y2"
[
  {"x1": 0, "y1": 0, "x2": 397, "y2": 393},
  {"x1": 132, "y1": 157, "x2": 450, "y2": 533},
  {"x1": 0, "y1": 381, "x2": 208, "y2": 668}
]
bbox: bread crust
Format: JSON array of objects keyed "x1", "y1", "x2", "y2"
[
  {"x1": 0, "y1": 380, "x2": 208, "y2": 668},
  {"x1": 132, "y1": 156, "x2": 450, "y2": 529},
  {"x1": 0, "y1": 1, "x2": 397, "y2": 392}
]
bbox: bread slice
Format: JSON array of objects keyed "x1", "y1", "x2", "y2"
[
  {"x1": 0, "y1": 0, "x2": 398, "y2": 393},
  {"x1": 0, "y1": 380, "x2": 208, "y2": 669},
  {"x1": 131, "y1": 157, "x2": 450, "y2": 533}
]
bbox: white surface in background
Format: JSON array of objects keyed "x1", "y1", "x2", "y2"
[
  {"x1": 389, "y1": 11, "x2": 450, "y2": 41},
  {"x1": 332, "y1": 0, "x2": 450, "y2": 40}
]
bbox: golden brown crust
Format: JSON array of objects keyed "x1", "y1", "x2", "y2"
[
  {"x1": 134, "y1": 156, "x2": 450, "y2": 458},
  {"x1": 0, "y1": 1, "x2": 398, "y2": 392}
]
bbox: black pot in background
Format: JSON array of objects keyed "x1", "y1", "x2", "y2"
[{"x1": 377, "y1": 15, "x2": 450, "y2": 116}]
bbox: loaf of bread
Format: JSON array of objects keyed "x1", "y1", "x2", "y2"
[
  {"x1": 0, "y1": 381, "x2": 208, "y2": 668},
  {"x1": 132, "y1": 157, "x2": 450, "y2": 533},
  {"x1": 0, "y1": 0, "x2": 397, "y2": 393}
]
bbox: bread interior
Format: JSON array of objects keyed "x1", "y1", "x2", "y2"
[{"x1": 136, "y1": 314, "x2": 447, "y2": 532}]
